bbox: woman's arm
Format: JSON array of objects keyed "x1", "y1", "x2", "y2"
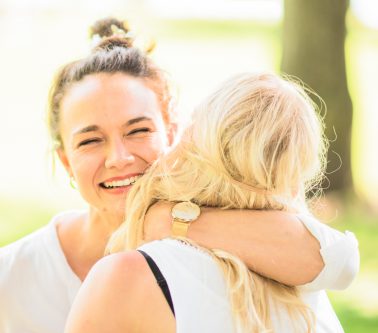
[
  {"x1": 64, "y1": 252, "x2": 175, "y2": 333},
  {"x1": 297, "y1": 214, "x2": 359, "y2": 291},
  {"x1": 144, "y1": 203, "x2": 359, "y2": 288}
]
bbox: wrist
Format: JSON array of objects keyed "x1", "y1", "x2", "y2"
[
  {"x1": 185, "y1": 207, "x2": 214, "y2": 244},
  {"x1": 143, "y1": 201, "x2": 174, "y2": 241},
  {"x1": 171, "y1": 201, "x2": 201, "y2": 238}
]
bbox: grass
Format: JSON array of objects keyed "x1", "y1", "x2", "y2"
[
  {"x1": 331, "y1": 302, "x2": 378, "y2": 333},
  {"x1": 325, "y1": 202, "x2": 378, "y2": 333},
  {"x1": 0, "y1": 198, "x2": 56, "y2": 246}
]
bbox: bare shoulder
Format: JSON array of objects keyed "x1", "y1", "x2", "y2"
[
  {"x1": 85, "y1": 251, "x2": 157, "y2": 298},
  {"x1": 65, "y1": 251, "x2": 175, "y2": 333},
  {"x1": 89, "y1": 251, "x2": 147, "y2": 279}
]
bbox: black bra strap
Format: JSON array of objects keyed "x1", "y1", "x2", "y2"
[{"x1": 137, "y1": 250, "x2": 175, "y2": 316}]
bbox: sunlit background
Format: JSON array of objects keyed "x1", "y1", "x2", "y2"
[{"x1": 0, "y1": 0, "x2": 377, "y2": 331}]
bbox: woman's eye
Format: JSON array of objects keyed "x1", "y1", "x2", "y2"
[
  {"x1": 78, "y1": 138, "x2": 101, "y2": 147},
  {"x1": 128, "y1": 128, "x2": 151, "y2": 135}
]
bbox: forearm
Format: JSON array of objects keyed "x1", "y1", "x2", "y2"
[
  {"x1": 144, "y1": 204, "x2": 324, "y2": 286},
  {"x1": 187, "y1": 209, "x2": 324, "y2": 286}
]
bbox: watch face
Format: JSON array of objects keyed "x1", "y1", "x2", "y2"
[{"x1": 172, "y1": 201, "x2": 201, "y2": 222}]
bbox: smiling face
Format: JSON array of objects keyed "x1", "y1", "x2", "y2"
[{"x1": 58, "y1": 73, "x2": 172, "y2": 218}]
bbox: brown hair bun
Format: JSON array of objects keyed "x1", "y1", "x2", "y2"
[
  {"x1": 89, "y1": 17, "x2": 134, "y2": 50},
  {"x1": 90, "y1": 17, "x2": 130, "y2": 38}
]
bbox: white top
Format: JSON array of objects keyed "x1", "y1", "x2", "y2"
[
  {"x1": 0, "y1": 212, "x2": 358, "y2": 333},
  {"x1": 139, "y1": 239, "x2": 235, "y2": 333},
  {"x1": 138, "y1": 214, "x2": 358, "y2": 333},
  {"x1": 297, "y1": 214, "x2": 359, "y2": 291},
  {"x1": 0, "y1": 211, "x2": 82, "y2": 333}
]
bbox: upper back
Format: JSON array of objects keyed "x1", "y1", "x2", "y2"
[{"x1": 138, "y1": 239, "x2": 235, "y2": 333}]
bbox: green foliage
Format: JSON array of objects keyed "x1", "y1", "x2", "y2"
[
  {"x1": 156, "y1": 19, "x2": 281, "y2": 40},
  {"x1": 335, "y1": 209, "x2": 378, "y2": 269},
  {"x1": 0, "y1": 198, "x2": 55, "y2": 247},
  {"x1": 327, "y1": 206, "x2": 378, "y2": 333},
  {"x1": 330, "y1": 300, "x2": 378, "y2": 333}
]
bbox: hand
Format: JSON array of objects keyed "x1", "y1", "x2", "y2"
[{"x1": 143, "y1": 201, "x2": 174, "y2": 242}]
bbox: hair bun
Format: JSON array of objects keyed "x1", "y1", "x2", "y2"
[
  {"x1": 90, "y1": 17, "x2": 129, "y2": 38},
  {"x1": 89, "y1": 17, "x2": 134, "y2": 50}
]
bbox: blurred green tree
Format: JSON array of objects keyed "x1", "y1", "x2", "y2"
[{"x1": 281, "y1": 0, "x2": 353, "y2": 194}]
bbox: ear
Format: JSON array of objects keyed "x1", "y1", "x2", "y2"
[
  {"x1": 57, "y1": 148, "x2": 73, "y2": 177},
  {"x1": 166, "y1": 123, "x2": 178, "y2": 146}
]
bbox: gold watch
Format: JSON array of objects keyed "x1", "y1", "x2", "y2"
[{"x1": 171, "y1": 201, "x2": 201, "y2": 237}]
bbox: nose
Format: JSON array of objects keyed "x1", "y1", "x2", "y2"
[{"x1": 105, "y1": 139, "x2": 135, "y2": 169}]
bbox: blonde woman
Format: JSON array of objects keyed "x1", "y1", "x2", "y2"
[{"x1": 65, "y1": 72, "x2": 357, "y2": 332}]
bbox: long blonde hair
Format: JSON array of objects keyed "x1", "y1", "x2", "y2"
[{"x1": 107, "y1": 72, "x2": 327, "y2": 332}]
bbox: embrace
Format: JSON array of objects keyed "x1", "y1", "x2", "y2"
[{"x1": 0, "y1": 18, "x2": 359, "y2": 333}]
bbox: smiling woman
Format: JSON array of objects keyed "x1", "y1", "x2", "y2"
[
  {"x1": 57, "y1": 73, "x2": 172, "y2": 218},
  {"x1": 0, "y1": 17, "x2": 179, "y2": 332},
  {"x1": 0, "y1": 17, "x2": 359, "y2": 333}
]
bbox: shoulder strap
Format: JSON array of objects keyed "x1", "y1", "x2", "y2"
[{"x1": 137, "y1": 250, "x2": 175, "y2": 316}]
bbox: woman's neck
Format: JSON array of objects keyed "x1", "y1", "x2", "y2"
[
  {"x1": 88, "y1": 208, "x2": 124, "y2": 237},
  {"x1": 57, "y1": 208, "x2": 124, "y2": 281}
]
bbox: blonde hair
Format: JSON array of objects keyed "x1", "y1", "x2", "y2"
[{"x1": 107, "y1": 72, "x2": 327, "y2": 332}]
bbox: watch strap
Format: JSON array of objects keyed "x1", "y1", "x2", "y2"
[{"x1": 171, "y1": 219, "x2": 190, "y2": 237}]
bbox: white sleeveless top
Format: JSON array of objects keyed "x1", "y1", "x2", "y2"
[
  {"x1": 139, "y1": 237, "x2": 345, "y2": 333},
  {"x1": 139, "y1": 238, "x2": 235, "y2": 333}
]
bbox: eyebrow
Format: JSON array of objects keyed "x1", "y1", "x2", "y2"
[
  {"x1": 73, "y1": 116, "x2": 153, "y2": 136},
  {"x1": 73, "y1": 125, "x2": 99, "y2": 136},
  {"x1": 124, "y1": 116, "x2": 152, "y2": 127}
]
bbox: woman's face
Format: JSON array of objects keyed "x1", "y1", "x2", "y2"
[{"x1": 58, "y1": 73, "x2": 172, "y2": 216}]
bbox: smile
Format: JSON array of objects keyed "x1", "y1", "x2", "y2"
[{"x1": 100, "y1": 175, "x2": 141, "y2": 189}]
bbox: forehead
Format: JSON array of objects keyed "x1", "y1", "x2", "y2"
[{"x1": 60, "y1": 73, "x2": 162, "y2": 131}]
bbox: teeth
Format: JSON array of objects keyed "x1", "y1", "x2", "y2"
[{"x1": 103, "y1": 175, "x2": 141, "y2": 188}]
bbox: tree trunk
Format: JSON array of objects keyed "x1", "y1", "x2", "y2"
[{"x1": 281, "y1": 0, "x2": 353, "y2": 193}]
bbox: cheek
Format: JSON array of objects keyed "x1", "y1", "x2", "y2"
[
  {"x1": 70, "y1": 151, "x2": 103, "y2": 185},
  {"x1": 139, "y1": 134, "x2": 168, "y2": 163}
]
